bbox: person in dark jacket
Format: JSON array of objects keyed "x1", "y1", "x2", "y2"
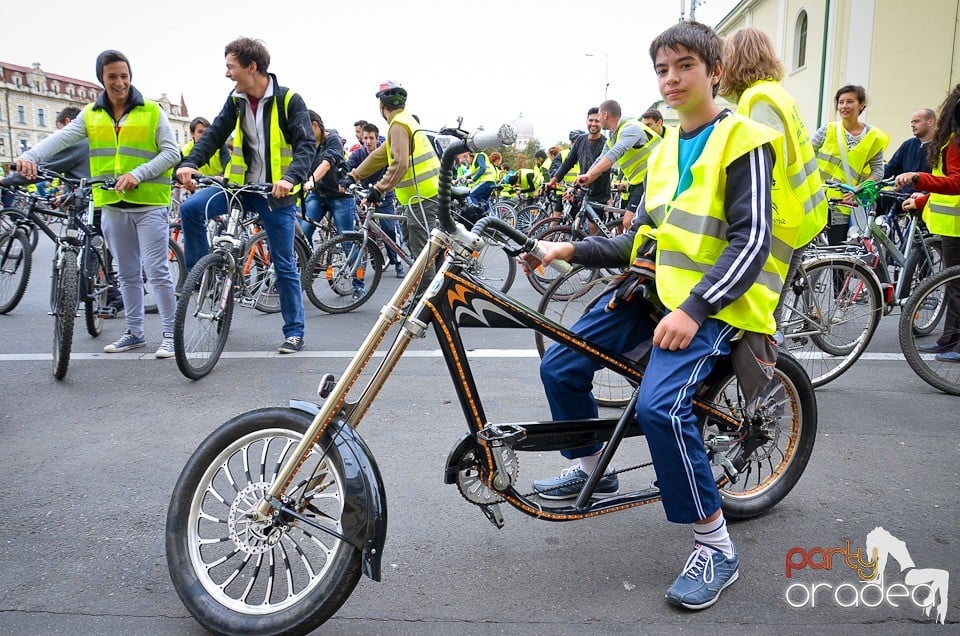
[
  {"x1": 299, "y1": 110, "x2": 353, "y2": 244},
  {"x1": 176, "y1": 37, "x2": 316, "y2": 354}
]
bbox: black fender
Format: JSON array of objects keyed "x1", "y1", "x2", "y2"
[{"x1": 289, "y1": 400, "x2": 387, "y2": 582}]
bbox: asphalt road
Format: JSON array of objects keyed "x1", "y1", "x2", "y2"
[{"x1": 0, "y1": 237, "x2": 957, "y2": 635}]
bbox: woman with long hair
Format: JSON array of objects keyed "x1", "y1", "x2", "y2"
[
  {"x1": 719, "y1": 27, "x2": 827, "y2": 319},
  {"x1": 895, "y1": 85, "x2": 960, "y2": 361}
]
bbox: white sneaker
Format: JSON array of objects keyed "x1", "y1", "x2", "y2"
[{"x1": 155, "y1": 333, "x2": 175, "y2": 359}]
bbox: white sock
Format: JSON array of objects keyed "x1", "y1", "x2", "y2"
[
  {"x1": 578, "y1": 453, "x2": 600, "y2": 474},
  {"x1": 693, "y1": 512, "x2": 735, "y2": 559}
]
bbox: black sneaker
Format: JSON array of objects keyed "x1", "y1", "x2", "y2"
[{"x1": 278, "y1": 336, "x2": 304, "y2": 354}]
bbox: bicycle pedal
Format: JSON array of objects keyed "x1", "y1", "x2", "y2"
[
  {"x1": 476, "y1": 424, "x2": 527, "y2": 445},
  {"x1": 239, "y1": 297, "x2": 257, "y2": 308}
]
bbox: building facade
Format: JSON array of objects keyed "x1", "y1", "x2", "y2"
[
  {"x1": 0, "y1": 61, "x2": 191, "y2": 168},
  {"x1": 715, "y1": 0, "x2": 960, "y2": 150}
]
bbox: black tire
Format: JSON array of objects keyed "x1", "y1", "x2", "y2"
[
  {"x1": 1, "y1": 209, "x2": 39, "y2": 252},
  {"x1": 699, "y1": 353, "x2": 817, "y2": 519},
  {"x1": 144, "y1": 239, "x2": 186, "y2": 315},
  {"x1": 166, "y1": 407, "x2": 363, "y2": 635},
  {"x1": 465, "y1": 240, "x2": 516, "y2": 294},
  {"x1": 0, "y1": 229, "x2": 32, "y2": 314},
  {"x1": 304, "y1": 233, "x2": 383, "y2": 314},
  {"x1": 778, "y1": 257, "x2": 882, "y2": 387},
  {"x1": 52, "y1": 251, "x2": 79, "y2": 380},
  {"x1": 491, "y1": 201, "x2": 517, "y2": 227},
  {"x1": 243, "y1": 230, "x2": 310, "y2": 314},
  {"x1": 527, "y1": 215, "x2": 568, "y2": 239},
  {"x1": 174, "y1": 253, "x2": 235, "y2": 380},
  {"x1": 82, "y1": 245, "x2": 108, "y2": 337},
  {"x1": 901, "y1": 235, "x2": 943, "y2": 335},
  {"x1": 535, "y1": 267, "x2": 634, "y2": 407},
  {"x1": 899, "y1": 264, "x2": 960, "y2": 396},
  {"x1": 515, "y1": 204, "x2": 546, "y2": 234}
]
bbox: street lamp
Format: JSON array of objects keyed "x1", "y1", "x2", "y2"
[{"x1": 584, "y1": 53, "x2": 609, "y2": 100}]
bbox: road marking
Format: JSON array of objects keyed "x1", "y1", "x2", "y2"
[{"x1": 0, "y1": 350, "x2": 912, "y2": 362}]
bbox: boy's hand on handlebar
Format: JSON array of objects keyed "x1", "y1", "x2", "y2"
[
  {"x1": 653, "y1": 309, "x2": 698, "y2": 351},
  {"x1": 840, "y1": 192, "x2": 857, "y2": 206},
  {"x1": 14, "y1": 158, "x2": 38, "y2": 180},
  {"x1": 902, "y1": 192, "x2": 921, "y2": 211},
  {"x1": 520, "y1": 240, "x2": 573, "y2": 274},
  {"x1": 175, "y1": 167, "x2": 199, "y2": 192},
  {"x1": 894, "y1": 172, "x2": 919, "y2": 189},
  {"x1": 272, "y1": 179, "x2": 294, "y2": 199}
]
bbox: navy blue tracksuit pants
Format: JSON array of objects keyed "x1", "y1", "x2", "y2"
[{"x1": 540, "y1": 289, "x2": 736, "y2": 523}]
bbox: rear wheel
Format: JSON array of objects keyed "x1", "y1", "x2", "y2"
[
  {"x1": 902, "y1": 236, "x2": 943, "y2": 335},
  {"x1": 53, "y1": 251, "x2": 79, "y2": 380},
  {"x1": 699, "y1": 353, "x2": 817, "y2": 519},
  {"x1": 243, "y1": 230, "x2": 309, "y2": 314},
  {"x1": 166, "y1": 407, "x2": 363, "y2": 635},
  {"x1": 1, "y1": 209, "x2": 39, "y2": 252},
  {"x1": 0, "y1": 229, "x2": 31, "y2": 314},
  {"x1": 82, "y1": 245, "x2": 109, "y2": 337},
  {"x1": 304, "y1": 233, "x2": 383, "y2": 314},
  {"x1": 464, "y1": 240, "x2": 516, "y2": 294},
  {"x1": 174, "y1": 253, "x2": 235, "y2": 380}
]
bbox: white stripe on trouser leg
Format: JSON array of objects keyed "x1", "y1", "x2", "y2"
[{"x1": 668, "y1": 324, "x2": 735, "y2": 520}]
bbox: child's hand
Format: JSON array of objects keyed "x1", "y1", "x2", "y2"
[{"x1": 653, "y1": 309, "x2": 699, "y2": 351}]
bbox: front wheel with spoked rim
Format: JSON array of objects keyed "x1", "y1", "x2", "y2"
[
  {"x1": 83, "y1": 244, "x2": 109, "y2": 337},
  {"x1": 166, "y1": 407, "x2": 363, "y2": 635},
  {"x1": 699, "y1": 353, "x2": 817, "y2": 519},
  {"x1": 52, "y1": 250, "x2": 79, "y2": 380},
  {"x1": 174, "y1": 252, "x2": 235, "y2": 380}
]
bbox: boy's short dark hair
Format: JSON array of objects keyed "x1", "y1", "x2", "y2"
[
  {"x1": 189, "y1": 117, "x2": 211, "y2": 133},
  {"x1": 361, "y1": 122, "x2": 379, "y2": 136},
  {"x1": 649, "y1": 20, "x2": 723, "y2": 91},
  {"x1": 225, "y1": 37, "x2": 270, "y2": 75},
  {"x1": 587, "y1": 106, "x2": 600, "y2": 116},
  {"x1": 57, "y1": 107, "x2": 81, "y2": 126},
  {"x1": 641, "y1": 108, "x2": 664, "y2": 122}
]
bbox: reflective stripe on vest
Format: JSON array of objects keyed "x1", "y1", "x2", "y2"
[
  {"x1": 816, "y1": 122, "x2": 889, "y2": 185},
  {"x1": 386, "y1": 110, "x2": 440, "y2": 204},
  {"x1": 470, "y1": 152, "x2": 497, "y2": 185},
  {"x1": 924, "y1": 136, "x2": 960, "y2": 237},
  {"x1": 182, "y1": 139, "x2": 225, "y2": 177},
  {"x1": 639, "y1": 114, "x2": 783, "y2": 334},
  {"x1": 84, "y1": 100, "x2": 172, "y2": 207},
  {"x1": 738, "y1": 80, "x2": 827, "y2": 248},
  {"x1": 608, "y1": 118, "x2": 660, "y2": 185},
  {"x1": 227, "y1": 90, "x2": 297, "y2": 191}
]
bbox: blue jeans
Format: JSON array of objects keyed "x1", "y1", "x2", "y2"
[
  {"x1": 469, "y1": 181, "x2": 495, "y2": 212},
  {"x1": 540, "y1": 289, "x2": 735, "y2": 524},
  {"x1": 180, "y1": 187, "x2": 304, "y2": 339},
  {"x1": 300, "y1": 193, "x2": 355, "y2": 243}
]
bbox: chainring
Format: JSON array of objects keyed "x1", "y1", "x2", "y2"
[{"x1": 453, "y1": 443, "x2": 519, "y2": 505}]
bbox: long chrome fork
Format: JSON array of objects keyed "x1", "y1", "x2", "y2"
[{"x1": 256, "y1": 230, "x2": 451, "y2": 518}]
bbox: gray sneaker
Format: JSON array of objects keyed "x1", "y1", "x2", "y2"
[
  {"x1": 104, "y1": 331, "x2": 146, "y2": 353},
  {"x1": 532, "y1": 465, "x2": 619, "y2": 500},
  {"x1": 665, "y1": 544, "x2": 740, "y2": 610},
  {"x1": 278, "y1": 336, "x2": 304, "y2": 354}
]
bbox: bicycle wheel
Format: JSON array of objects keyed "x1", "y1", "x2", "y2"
[
  {"x1": 82, "y1": 245, "x2": 109, "y2": 337},
  {"x1": 491, "y1": 201, "x2": 517, "y2": 227},
  {"x1": 0, "y1": 229, "x2": 31, "y2": 314},
  {"x1": 52, "y1": 251, "x2": 79, "y2": 380},
  {"x1": 304, "y1": 233, "x2": 383, "y2": 314},
  {"x1": 1, "y1": 209, "x2": 39, "y2": 252},
  {"x1": 535, "y1": 268, "x2": 635, "y2": 408},
  {"x1": 465, "y1": 240, "x2": 516, "y2": 294},
  {"x1": 166, "y1": 407, "x2": 363, "y2": 635},
  {"x1": 699, "y1": 353, "x2": 817, "y2": 519},
  {"x1": 145, "y1": 239, "x2": 186, "y2": 315},
  {"x1": 778, "y1": 257, "x2": 882, "y2": 387},
  {"x1": 243, "y1": 230, "x2": 309, "y2": 314},
  {"x1": 899, "y1": 264, "x2": 960, "y2": 395},
  {"x1": 527, "y1": 214, "x2": 567, "y2": 239},
  {"x1": 902, "y1": 236, "x2": 943, "y2": 335},
  {"x1": 174, "y1": 252, "x2": 235, "y2": 380},
  {"x1": 515, "y1": 204, "x2": 545, "y2": 234}
]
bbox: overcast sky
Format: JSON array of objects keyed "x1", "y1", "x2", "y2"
[{"x1": 2, "y1": 0, "x2": 738, "y2": 145}]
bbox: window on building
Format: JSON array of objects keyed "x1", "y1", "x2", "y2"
[
  {"x1": 67, "y1": 86, "x2": 74, "y2": 97},
  {"x1": 17, "y1": 105, "x2": 26, "y2": 124},
  {"x1": 0, "y1": 139, "x2": 5, "y2": 156},
  {"x1": 19, "y1": 139, "x2": 28, "y2": 153},
  {"x1": 0, "y1": 105, "x2": 4, "y2": 122},
  {"x1": 14, "y1": 76, "x2": 22, "y2": 88},
  {"x1": 52, "y1": 83, "x2": 59, "y2": 94},
  {"x1": 38, "y1": 108, "x2": 46, "y2": 127},
  {"x1": 34, "y1": 81, "x2": 41, "y2": 91},
  {"x1": 794, "y1": 10, "x2": 808, "y2": 69}
]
